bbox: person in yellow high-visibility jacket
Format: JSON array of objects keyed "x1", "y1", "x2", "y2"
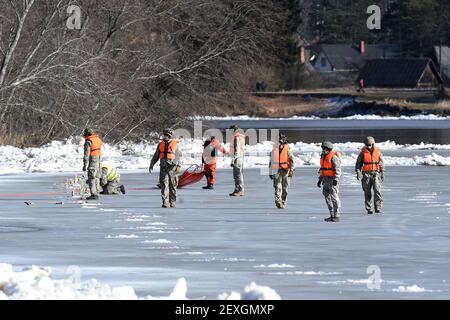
[{"x1": 100, "y1": 162, "x2": 125, "y2": 195}]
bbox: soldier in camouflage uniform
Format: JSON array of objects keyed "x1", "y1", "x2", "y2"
[
  {"x1": 149, "y1": 128, "x2": 182, "y2": 208},
  {"x1": 269, "y1": 134, "x2": 295, "y2": 209},
  {"x1": 82, "y1": 128, "x2": 102, "y2": 200},
  {"x1": 229, "y1": 125, "x2": 246, "y2": 196},
  {"x1": 355, "y1": 136, "x2": 385, "y2": 214},
  {"x1": 100, "y1": 162, "x2": 126, "y2": 195},
  {"x1": 317, "y1": 141, "x2": 342, "y2": 222}
]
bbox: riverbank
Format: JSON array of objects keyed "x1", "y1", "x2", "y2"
[{"x1": 216, "y1": 89, "x2": 450, "y2": 118}]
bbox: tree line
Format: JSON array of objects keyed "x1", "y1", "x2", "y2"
[{"x1": 0, "y1": 0, "x2": 286, "y2": 146}]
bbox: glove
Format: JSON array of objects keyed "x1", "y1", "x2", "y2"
[
  {"x1": 269, "y1": 175, "x2": 273, "y2": 180},
  {"x1": 332, "y1": 180, "x2": 338, "y2": 186},
  {"x1": 380, "y1": 171, "x2": 385, "y2": 182},
  {"x1": 356, "y1": 171, "x2": 362, "y2": 181},
  {"x1": 317, "y1": 179, "x2": 322, "y2": 188},
  {"x1": 230, "y1": 161, "x2": 234, "y2": 168},
  {"x1": 149, "y1": 166, "x2": 153, "y2": 173},
  {"x1": 288, "y1": 169, "x2": 295, "y2": 178}
]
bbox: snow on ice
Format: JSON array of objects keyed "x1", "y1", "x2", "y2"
[
  {"x1": 218, "y1": 282, "x2": 281, "y2": 300},
  {"x1": 0, "y1": 264, "x2": 279, "y2": 300}
]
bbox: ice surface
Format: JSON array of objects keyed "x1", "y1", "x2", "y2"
[{"x1": 1, "y1": 168, "x2": 450, "y2": 299}]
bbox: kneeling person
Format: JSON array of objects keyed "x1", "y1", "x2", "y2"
[{"x1": 100, "y1": 162, "x2": 125, "y2": 195}]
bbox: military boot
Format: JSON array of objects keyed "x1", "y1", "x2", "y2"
[
  {"x1": 170, "y1": 203, "x2": 176, "y2": 208},
  {"x1": 235, "y1": 191, "x2": 245, "y2": 197},
  {"x1": 162, "y1": 203, "x2": 169, "y2": 208},
  {"x1": 229, "y1": 191, "x2": 239, "y2": 196},
  {"x1": 324, "y1": 216, "x2": 334, "y2": 222},
  {"x1": 203, "y1": 184, "x2": 214, "y2": 190},
  {"x1": 331, "y1": 217, "x2": 340, "y2": 222},
  {"x1": 367, "y1": 210, "x2": 374, "y2": 215},
  {"x1": 86, "y1": 194, "x2": 99, "y2": 200}
]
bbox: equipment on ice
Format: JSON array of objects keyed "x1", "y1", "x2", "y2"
[
  {"x1": 156, "y1": 164, "x2": 204, "y2": 189},
  {"x1": 65, "y1": 173, "x2": 90, "y2": 198}
]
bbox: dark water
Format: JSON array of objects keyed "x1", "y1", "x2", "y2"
[{"x1": 203, "y1": 119, "x2": 450, "y2": 144}]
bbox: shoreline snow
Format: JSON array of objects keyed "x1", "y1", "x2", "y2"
[
  {"x1": 195, "y1": 114, "x2": 450, "y2": 121},
  {"x1": 2, "y1": 137, "x2": 450, "y2": 175}
]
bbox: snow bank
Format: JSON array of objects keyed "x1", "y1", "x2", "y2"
[
  {"x1": 0, "y1": 264, "x2": 137, "y2": 300},
  {"x1": 0, "y1": 264, "x2": 280, "y2": 300},
  {"x1": 2, "y1": 137, "x2": 450, "y2": 175}
]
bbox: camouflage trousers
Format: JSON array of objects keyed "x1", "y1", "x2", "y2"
[
  {"x1": 273, "y1": 169, "x2": 291, "y2": 207},
  {"x1": 232, "y1": 160, "x2": 244, "y2": 192},
  {"x1": 87, "y1": 156, "x2": 101, "y2": 196},
  {"x1": 101, "y1": 175, "x2": 122, "y2": 195},
  {"x1": 361, "y1": 171, "x2": 383, "y2": 212},
  {"x1": 322, "y1": 177, "x2": 340, "y2": 217},
  {"x1": 160, "y1": 166, "x2": 178, "y2": 206}
]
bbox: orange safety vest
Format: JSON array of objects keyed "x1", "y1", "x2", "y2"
[
  {"x1": 362, "y1": 146, "x2": 381, "y2": 172},
  {"x1": 272, "y1": 144, "x2": 291, "y2": 170},
  {"x1": 85, "y1": 134, "x2": 102, "y2": 157},
  {"x1": 204, "y1": 138, "x2": 226, "y2": 165},
  {"x1": 320, "y1": 150, "x2": 339, "y2": 177},
  {"x1": 230, "y1": 132, "x2": 245, "y2": 155},
  {"x1": 159, "y1": 139, "x2": 178, "y2": 160}
]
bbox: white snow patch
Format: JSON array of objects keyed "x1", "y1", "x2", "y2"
[
  {"x1": 106, "y1": 234, "x2": 139, "y2": 239},
  {"x1": 167, "y1": 252, "x2": 204, "y2": 256},
  {"x1": 138, "y1": 246, "x2": 181, "y2": 250},
  {"x1": 317, "y1": 279, "x2": 403, "y2": 285},
  {"x1": 268, "y1": 271, "x2": 341, "y2": 276},
  {"x1": 139, "y1": 230, "x2": 168, "y2": 234},
  {"x1": 392, "y1": 285, "x2": 427, "y2": 293},
  {"x1": 222, "y1": 258, "x2": 256, "y2": 262},
  {"x1": 142, "y1": 239, "x2": 172, "y2": 244},
  {"x1": 254, "y1": 264, "x2": 295, "y2": 269},
  {"x1": 218, "y1": 282, "x2": 281, "y2": 300}
]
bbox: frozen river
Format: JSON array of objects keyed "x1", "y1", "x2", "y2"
[{"x1": 1, "y1": 167, "x2": 450, "y2": 299}]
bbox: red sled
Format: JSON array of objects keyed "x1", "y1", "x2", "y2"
[
  {"x1": 178, "y1": 164, "x2": 204, "y2": 188},
  {"x1": 157, "y1": 164, "x2": 204, "y2": 189}
]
